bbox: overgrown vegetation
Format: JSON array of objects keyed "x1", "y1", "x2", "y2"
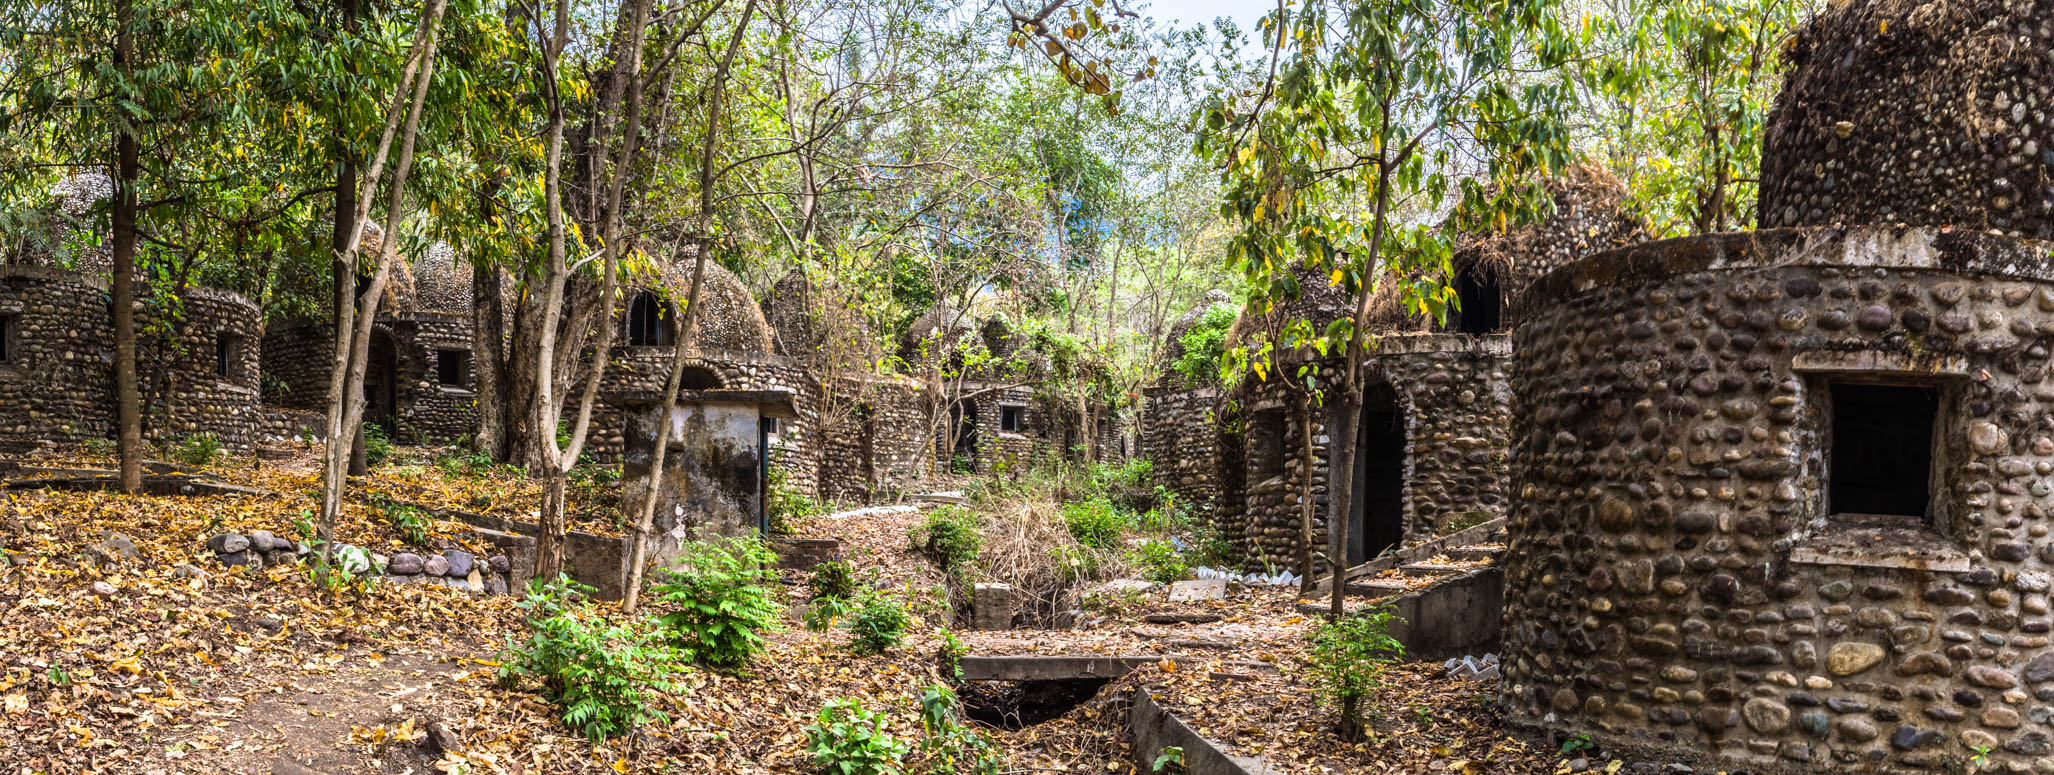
[
  {"x1": 168, "y1": 433, "x2": 222, "y2": 466},
  {"x1": 1129, "y1": 538, "x2": 1189, "y2": 584},
  {"x1": 369, "y1": 495, "x2": 432, "y2": 546},
  {"x1": 650, "y1": 537, "x2": 783, "y2": 669},
  {"x1": 361, "y1": 425, "x2": 394, "y2": 468},
  {"x1": 498, "y1": 577, "x2": 680, "y2": 742},
  {"x1": 768, "y1": 466, "x2": 823, "y2": 536},
  {"x1": 907, "y1": 506, "x2": 983, "y2": 571},
  {"x1": 845, "y1": 590, "x2": 911, "y2": 655},
  {"x1": 1171, "y1": 302, "x2": 1239, "y2": 387}
]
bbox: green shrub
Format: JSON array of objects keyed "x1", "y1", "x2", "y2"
[
  {"x1": 362, "y1": 424, "x2": 394, "y2": 467},
  {"x1": 498, "y1": 576, "x2": 679, "y2": 742},
  {"x1": 650, "y1": 536, "x2": 784, "y2": 669},
  {"x1": 372, "y1": 496, "x2": 432, "y2": 546},
  {"x1": 907, "y1": 506, "x2": 982, "y2": 571},
  {"x1": 803, "y1": 698, "x2": 910, "y2": 775},
  {"x1": 1130, "y1": 539, "x2": 1189, "y2": 585},
  {"x1": 1061, "y1": 499, "x2": 1126, "y2": 551},
  {"x1": 1307, "y1": 603, "x2": 1406, "y2": 741},
  {"x1": 846, "y1": 592, "x2": 910, "y2": 655},
  {"x1": 915, "y1": 683, "x2": 1003, "y2": 774},
  {"x1": 170, "y1": 433, "x2": 222, "y2": 466},
  {"x1": 1171, "y1": 303, "x2": 1239, "y2": 387},
  {"x1": 435, "y1": 444, "x2": 504, "y2": 479},
  {"x1": 810, "y1": 559, "x2": 857, "y2": 602}
]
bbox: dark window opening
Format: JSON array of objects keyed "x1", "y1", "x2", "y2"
[
  {"x1": 761, "y1": 417, "x2": 780, "y2": 436},
  {"x1": 436, "y1": 348, "x2": 470, "y2": 387},
  {"x1": 1828, "y1": 383, "x2": 1938, "y2": 521},
  {"x1": 626, "y1": 291, "x2": 672, "y2": 347},
  {"x1": 1453, "y1": 266, "x2": 1504, "y2": 335},
  {"x1": 1000, "y1": 405, "x2": 1024, "y2": 433},
  {"x1": 0, "y1": 316, "x2": 15, "y2": 362},
  {"x1": 947, "y1": 401, "x2": 978, "y2": 472},
  {"x1": 215, "y1": 334, "x2": 242, "y2": 378}
]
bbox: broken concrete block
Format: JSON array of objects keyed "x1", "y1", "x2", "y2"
[{"x1": 1167, "y1": 578, "x2": 1227, "y2": 603}]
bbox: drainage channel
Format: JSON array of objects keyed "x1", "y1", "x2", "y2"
[{"x1": 952, "y1": 652, "x2": 1275, "y2": 774}]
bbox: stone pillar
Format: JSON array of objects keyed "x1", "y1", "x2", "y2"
[{"x1": 972, "y1": 583, "x2": 1016, "y2": 630}]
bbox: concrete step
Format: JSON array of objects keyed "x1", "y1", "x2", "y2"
[
  {"x1": 1445, "y1": 545, "x2": 1504, "y2": 562},
  {"x1": 1399, "y1": 562, "x2": 1467, "y2": 577},
  {"x1": 1341, "y1": 580, "x2": 1411, "y2": 598}
]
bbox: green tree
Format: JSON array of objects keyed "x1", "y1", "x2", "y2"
[{"x1": 1198, "y1": 0, "x2": 1578, "y2": 619}]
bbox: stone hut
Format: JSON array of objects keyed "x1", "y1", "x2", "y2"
[
  {"x1": 260, "y1": 235, "x2": 483, "y2": 444},
  {"x1": 1201, "y1": 168, "x2": 1645, "y2": 572},
  {"x1": 593, "y1": 260, "x2": 933, "y2": 503},
  {"x1": 902, "y1": 302, "x2": 1121, "y2": 475},
  {"x1": 1500, "y1": 6, "x2": 2054, "y2": 771},
  {"x1": 0, "y1": 174, "x2": 266, "y2": 453}
]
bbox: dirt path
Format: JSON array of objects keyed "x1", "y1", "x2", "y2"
[{"x1": 164, "y1": 650, "x2": 475, "y2": 775}]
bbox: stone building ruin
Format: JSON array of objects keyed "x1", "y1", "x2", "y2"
[
  {"x1": 1143, "y1": 166, "x2": 1645, "y2": 573},
  {"x1": 0, "y1": 175, "x2": 267, "y2": 454},
  {"x1": 1501, "y1": 4, "x2": 2054, "y2": 771}
]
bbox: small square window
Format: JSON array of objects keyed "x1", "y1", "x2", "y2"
[
  {"x1": 761, "y1": 417, "x2": 780, "y2": 437},
  {"x1": 215, "y1": 334, "x2": 243, "y2": 379},
  {"x1": 1828, "y1": 382, "x2": 1938, "y2": 522},
  {"x1": 436, "y1": 348, "x2": 470, "y2": 387},
  {"x1": 1000, "y1": 406, "x2": 1023, "y2": 433}
]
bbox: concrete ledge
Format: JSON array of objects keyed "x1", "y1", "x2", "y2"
[
  {"x1": 1318, "y1": 516, "x2": 1505, "y2": 594},
  {"x1": 1127, "y1": 688, "x2": 1274, "y2": 775}
]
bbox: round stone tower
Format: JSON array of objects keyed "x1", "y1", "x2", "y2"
[{"x1": 1508, "y1": 4, "x2": 2054, "y2": 769}]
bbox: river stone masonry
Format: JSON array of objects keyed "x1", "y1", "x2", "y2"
[{"x1": 1501, "y1": 226, "x2": 2054, "y2": 774}]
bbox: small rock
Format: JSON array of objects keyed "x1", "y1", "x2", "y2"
[
  {"x1": 488, "y1": 555, "x2": 511, "y2": 573},
  {"x1": 170, "y1": 563, "x2": 209, "y2": 581},
  {"x1": 389, "y1": 553, "x2": 425, "y2": 576},
  {"x1": 424, "y1": 554, "x2": 451, "y2": 577},
  {"x1": 487, "y1": 575, "x2": 508, "y2": 595},
  {"x1": 1826, "y1": 642, "x2": 1887, "y2": 675},
  {"x1": 207, "y1": 532, "x2": 250, "y2": 555},
  {"x1": 425, "y1": 720, "x2": 463, "y2": 755},
  {"x1": 217, "y1": 550, "x2": 260, "y2": 569},
  {"x1": 90, "y1": 581, "x2": 116, "y2": 597},
  {"x1": 247, "y1": 530, "x2": 280, "y2": 553},
  {"x1": 444, "y1": 550, "x2": 474, "y2": 577}
]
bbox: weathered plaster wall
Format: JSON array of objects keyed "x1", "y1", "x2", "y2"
[{"x1": 1502, "y1": 227, "x2": 2054, "y2": 774}]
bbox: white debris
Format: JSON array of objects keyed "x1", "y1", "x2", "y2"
[{"x1": 826, "y1": 505, "x2": 919, "y2": 520}]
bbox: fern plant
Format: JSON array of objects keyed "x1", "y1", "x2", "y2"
[
  {"x1": 846, "y1": 591, "x2": 911, "y2": 655},
  {"x1": 498, "y1": 576, "x2": 680, "y2": 742},
  {"x1": 650, "y1": 536, "x2": 784, "y2": 668}
]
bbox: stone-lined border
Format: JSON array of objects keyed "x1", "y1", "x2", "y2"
[
  {"x1": 1318, "y1": 516, "x2": 1505, "y2": 593},
  {"x1": 1126, "y1": 687, "x2": 1275, "y2": 775}
]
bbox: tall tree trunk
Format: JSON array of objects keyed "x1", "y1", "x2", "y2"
[
  {"x1": 1327, "y1": 162, "x2": 1396, "y2": 621},
  {"x1": 111, "y1": 0, "x2": 142, "y2": 494},
  {"x1": 316, "y1": 0, "x2": 449, "y2": 579},
  {"x1": 335, "y1": 0, "x2": 368, "y2": 478},
  {"x1": 620, "y1": 0, "x2": 758, "y2": 613},
  {"x1": 471, "y1": 259, "x2": 508, "y2": 458}
]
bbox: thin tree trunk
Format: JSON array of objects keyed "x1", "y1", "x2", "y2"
[
  {"x1": 620, "y1": 0, "x2": 759, "y2": 614},
  {"x1": 316, "y1": 0, "x2": 449, "y2": 579},
  {"x1": 111, "y1": 0, "x2": 141, "y2": 494},
  {"x1": 337, "y1": 0, "x2": 368, "y2": 478},
  {"x1": 1328, "y1": 158, "x2": 1396, "y2": 621},
  {"x1": 1296, "y1": 389, "x2": 1317, "y2": 596}
]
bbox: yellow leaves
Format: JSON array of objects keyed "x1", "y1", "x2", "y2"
[
  {"x1": 3, "y1": 693, "x2": 26, "y2": 716},
  {"x1": 351, "y1": 718, "x2": 424, "y2": 745},
  {"x1": 611, "y1": 757, "x2": 630, "y2": 773},
  {"x1": 1157, "y1": 657, "x2": 1177, "y2": 673}
]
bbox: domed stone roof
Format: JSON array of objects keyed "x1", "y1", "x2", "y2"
[
  {"x1": 1759, "y1": 0, "x2": 2054, "y2": 237},
  {"x1": 762, "y1": 269, "x2": 881, "y2": 366},
  {"x1": 641, "y1": 257, "x2": 773, "y2": 354}
]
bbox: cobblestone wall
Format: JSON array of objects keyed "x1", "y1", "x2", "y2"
[
  {"x1": 1223, "y1": 334, "x2": 1513, "y2": 571},
  {"x1": 1759, "y1": 0, "x2": 2054, "y2": 239},
  {"x1": 1141, "y1": 386, "x2": 1224, "y2": 517},
  {"x1": 1502, "y1": 227, "x2": 2054, "y2": 774},
  {"x1": 0, "y1": 266, "x2": 263, "y2": 453}
]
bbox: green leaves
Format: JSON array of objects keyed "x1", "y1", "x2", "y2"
[
  {"x1": 498, "y1": 575, "x2": 681, "y2": 743},
  {"x1": 650, "y1": 536, "x2": 785, "y2": 670}
]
